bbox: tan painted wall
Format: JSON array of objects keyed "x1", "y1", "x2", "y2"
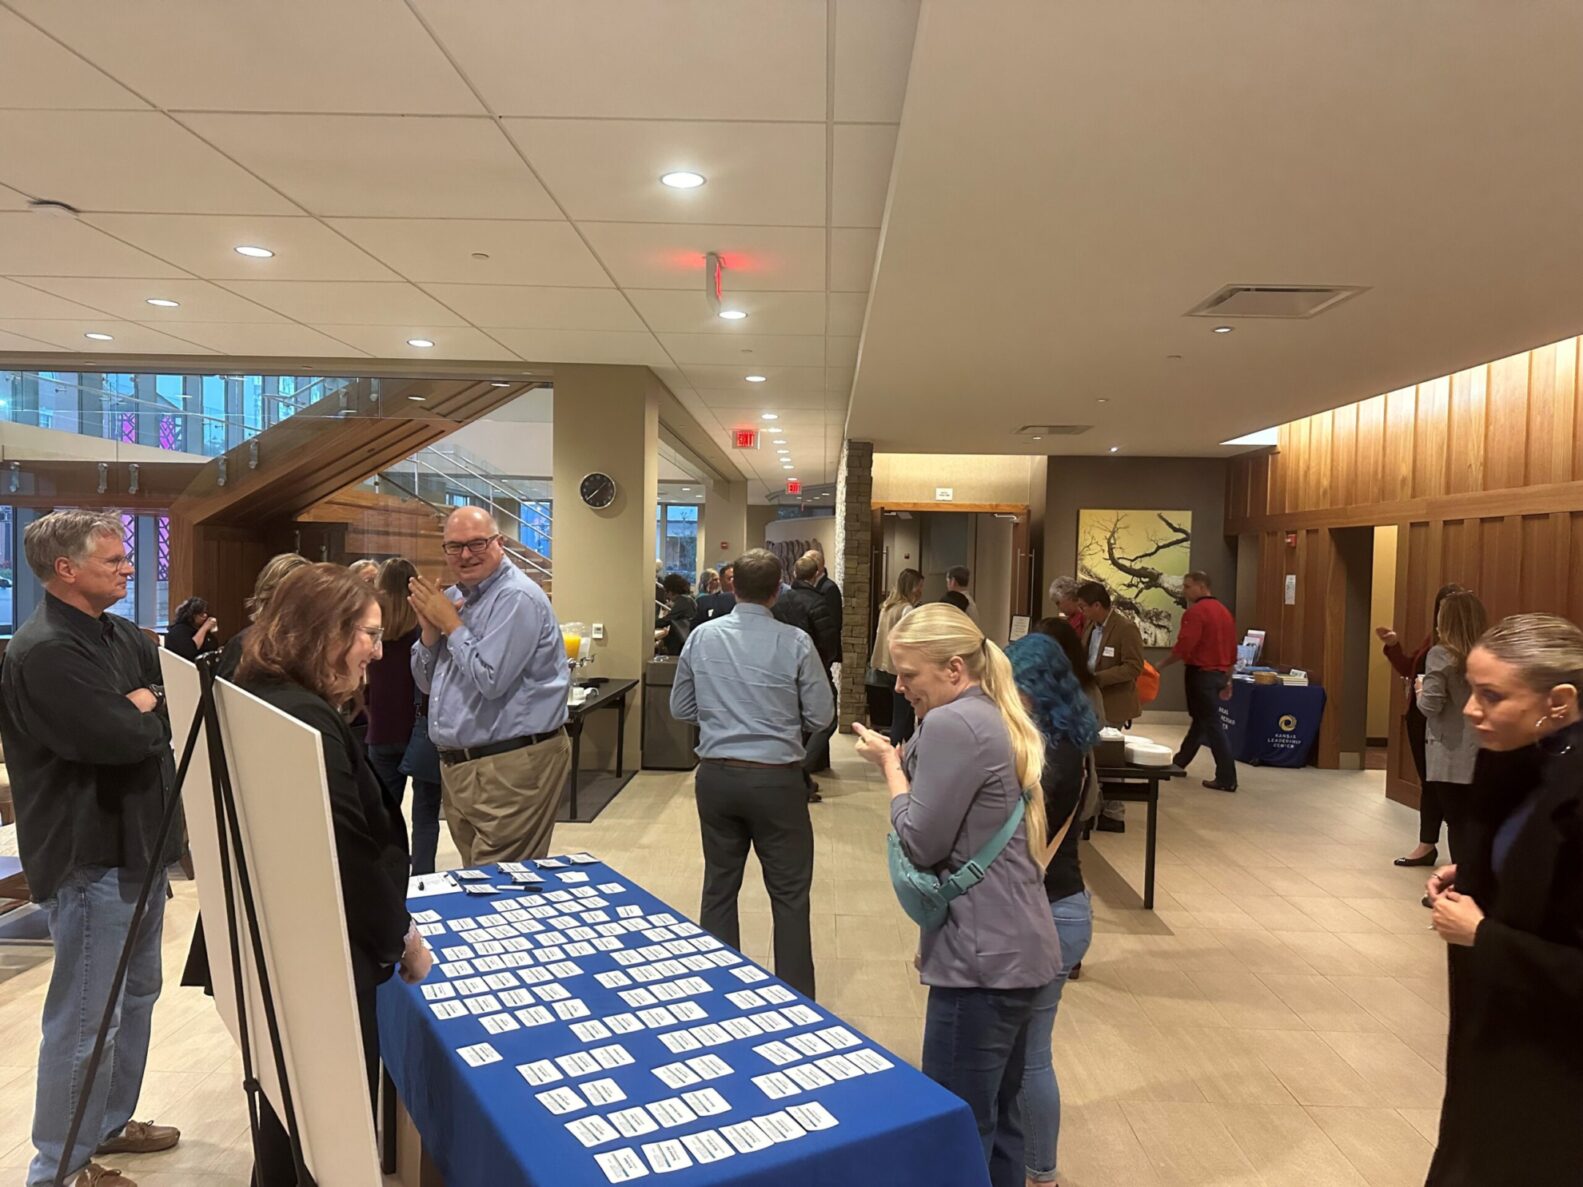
[
  {"x1": 873, "y1": 452, "x2": 1037, "y2": 505},
  {"x1": 701, "y1": 479, "x2": 749, "y2": 570},
  {"x1": 1368, "y1": 525, "x2": 1399, "y2": 739}
]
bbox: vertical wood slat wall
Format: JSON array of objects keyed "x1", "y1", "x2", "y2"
[{"x1": 1226, "y1": 336, "x2": 1583, "y2": 803}]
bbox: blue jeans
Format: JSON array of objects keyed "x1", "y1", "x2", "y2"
[
  {"x1": 922, "y1": 984, "x2": 1039, "y2": 1187},
  {"x1": 1175, "y1": 667, "x2": 1237, "y2": 787},
  {"x1": 367, "y1": 742, "x2": 442, "y2": 876},
  {"x1": 1019, "y1": 890, "x2": 1095, "y2": 1182},
  {"x1": 30, "y1": 865, "x2": 168, "y2": 1187}
]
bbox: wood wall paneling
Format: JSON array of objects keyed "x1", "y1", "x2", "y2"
[{"x1": 1485, "y1": 353, "x2": 1532, "y2": 493}]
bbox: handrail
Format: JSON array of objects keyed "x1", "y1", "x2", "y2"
[
  {"x1": 402, "y1": 453, "x2": 553, "y2": 542},
  {"x1": 378, "y1": 469, "x2": 552, "y2": 584},
  {"x1": 419, "y1": 445, "x2": 553, "y2": 533}
]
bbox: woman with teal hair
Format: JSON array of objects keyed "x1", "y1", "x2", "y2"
[{"x1": 1005, "y1": 631, "x2": 1099, "y2": 1187}]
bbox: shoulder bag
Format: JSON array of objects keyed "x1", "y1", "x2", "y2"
[{"x1": 888, "y1": 791, "x2": 1029, "y2": 931}]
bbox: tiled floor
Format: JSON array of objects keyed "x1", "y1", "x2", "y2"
[{"x1": 0, "y1": 717, "x2": 1449, "y2": 1185}]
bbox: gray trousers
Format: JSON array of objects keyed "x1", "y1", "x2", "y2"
[{"x1": 695, "y1": 761, "x2": 816, "y2": 998}]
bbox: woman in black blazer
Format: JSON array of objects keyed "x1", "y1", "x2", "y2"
[
  {"x1": 163, "y1": 596, "x2": 221, "y2": 662},
  {"x1": 235, "y1": 562, "x2": 432, "y2": 1186},
  {"x1": 1425, "y1": 613, "x2": 1583, "y2": 1185}
]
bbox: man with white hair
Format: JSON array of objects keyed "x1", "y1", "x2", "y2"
[
  {"x1": 409, "y1": 506, "x2": 571, "y2": 864},
  {"x1": 0, "y1": 510, "x2": 183, "y2": 1187},
  {"x1": 1049, "y1": 575, "x2": 1085, "y2": 635}
]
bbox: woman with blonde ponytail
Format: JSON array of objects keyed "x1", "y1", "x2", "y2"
[{"x1": 853, "y1": 604, "x2": 1062, "y2": 1187}]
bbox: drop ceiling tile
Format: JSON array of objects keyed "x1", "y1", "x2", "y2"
[
  {"x1": 422, "y1": 285, "x2": 644, "y2": 332},
  {"x1": 180, "y1": 115, "x2": 560, "y2": 220},
  {"x1": 0, "y1": 10, "x2": 149, "y2": 110},
  {"x1": 147, "y1": 322, "x2": 369, "y2": 357},
  {"x1": 0, "y1": 327, "x2": 62, "y2": 352},
  {"x1": 826, "y1": 292, "x2": 868, "y2": 337},
  {"x1": 328, "y1": 219, "x2": 609, "y2": 287},
  {"x1": 216, "y1": 281, "x2": 467, "y2": 327},
  {"x1": 826, "y1": 336, "x2": 861, "y2": 369},
  {"x1": 628, "y1": 289, "x2": 827, "y2": 336},
  {"x1": 0, "y1": 279, "x2": 121, "y2": 321},
  {"x1": 826, "y1": 367, "x2": 857, "y2": 393},
  {"x1": 696, "y1": 387, "x2": 828, "y2": 410},
  {"x1": 0, "y1": 112, "x2": 297, "y2": 216},
  {"x1": 20, "y1": 278, "x2": 290, "y2": 323},
  {"x1": 480, "y1": 327, "x2": 669, "y2": 367},
  {"x1": 659, "y1": 332, "x2": 825, "y2": 368},
  {"x1": 0, "y1": 319, "x2": 215, "y2": 354},
  {"x1": 581, "y1": 223, "x2": 825, "y2": 292},
  {"x1": 8, "y1": 0, "x2": 482, "y2": 114},
  {"x1": 833, "y1": 0, "x2": 921, "y2": 122},
  {"x1": 830, "y1": 228, "x2": 880, "y2": 292},
  {"x1": 0, "y1": 214, "x2": 187, "y2": 278},
  {"x1": 84, "y1": 214, "x2": 398, "y2": 281},
  {"x1": 414, "y1": 0, "x2": 826, "y2": 120},
  {"x1": 832, "y1": 124, "x2": 899, "y2": 228},
  {"x1": 317, "y1": 325, "x2": 518, "y2": 361},
  {"x1": 505, "y1": 119, "x2": 825, "y2": 226},
  {"x1": 680, "y1": 363, "x2": 827, "y2": 391}
]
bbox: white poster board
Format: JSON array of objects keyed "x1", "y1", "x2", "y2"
[{"x1": 161, "y1": 653, "x2": 382, "y2": 1187}]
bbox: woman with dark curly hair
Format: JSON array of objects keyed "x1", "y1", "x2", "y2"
[
  {"x1": 163, "y1": 596, "x2": 221, "y2": 662},
  {"x1": 1007, "y1": 631, "x2": 1100, "y2": 1187}
]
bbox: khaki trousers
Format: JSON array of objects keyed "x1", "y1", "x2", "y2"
[{"x1": 439, "y1": 732, "x2": 573, "y2": 866}]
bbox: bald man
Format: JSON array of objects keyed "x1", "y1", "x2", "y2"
[{"x1": 409, "y1": 506, "x2": 571, "y2": 864}]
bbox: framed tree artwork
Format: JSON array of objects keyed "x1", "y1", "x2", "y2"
[{"x1": 1076, "y1": 509, "x2": 1192, "y2": 645}]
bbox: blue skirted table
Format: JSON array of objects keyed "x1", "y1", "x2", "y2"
[
  {"x1": 1219, "y1": 679, "x2": 1327, "y2": 767},
  {"x1": 378, "y1": 855, "x2": 988, "y2": 1187}
]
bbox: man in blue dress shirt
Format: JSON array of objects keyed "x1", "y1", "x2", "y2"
[
  {"x1": 671, "y1": 549, "x2": 833, "y2": 998},
  {"x1": 409, "y1": 507, "x2": 571, "y2": 865}
]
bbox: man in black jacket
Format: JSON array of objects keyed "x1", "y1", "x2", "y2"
[
  {"x1": 0, "y1": 510, "x2": 183, "y2": 1187},
  {"x1": 773, "y1": 555, "x2": 840, "y2": 798},
  {"x1": 806, "y1": 549, "x2": 843, "y2": 645},
  {"x1": 692, "y1": 562, "x2": 736, "y2": 627}
]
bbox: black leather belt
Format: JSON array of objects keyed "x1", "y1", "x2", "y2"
[{"x1": 437, "y1": 728, "x2": 564, "y2": 767}]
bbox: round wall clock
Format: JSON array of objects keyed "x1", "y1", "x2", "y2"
[{"x1": 579, "y1": 471, "x2": 617, "y2": 509}]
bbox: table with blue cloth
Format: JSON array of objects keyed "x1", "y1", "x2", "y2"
[
  {"x1": 1219, "y1": 678, "x2": 1327, "y2": 767},
  {"x1": 378, "y1": 855, "x2": 986, "y2": 1187}
]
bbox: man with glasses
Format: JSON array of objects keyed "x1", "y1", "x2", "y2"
[
  {"x1": 408, "y1": 506, "x2": 571, "y2": 865},
  {"x1": 0, "y1": 510, "x2": 183, "y2": 1187}
]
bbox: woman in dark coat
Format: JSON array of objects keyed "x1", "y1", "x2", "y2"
[
  {"x1": 1425, "y1": 612, "x2": 1583, "y2": 1185},
  {"x1": 163, "y1": 596, "x2": 221, "y2": 662}
]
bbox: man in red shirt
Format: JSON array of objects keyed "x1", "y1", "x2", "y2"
[{"x1": 1159, "y1": 570, "x2": 1238, "y2": 791}]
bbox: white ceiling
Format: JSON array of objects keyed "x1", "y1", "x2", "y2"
[
  {"x1": 0, "y1": 0, "x2": 919, "y2": 494},
  {"x1": 847, "y1": 1, "x2": 1583, "y2": 456}
]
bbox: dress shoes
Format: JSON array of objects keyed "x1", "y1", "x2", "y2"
[
  {"x1": 95, "y1": 1121, "x2": 180, "y2": 1156},
  {"x1": 73, "y1": 1165, "x2": 136, "y2": 1187},
  {"x1": 1394, "y1": 848, "x2": 1438, "y2": 868},
  {"x1": 1095, "y1": 817, "x2": 1125, "y2": 834},
  {"x1": 1202, "y1": 780, "x2": 1237, "y2": 792}
]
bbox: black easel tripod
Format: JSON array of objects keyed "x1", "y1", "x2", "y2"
[{"x1": 52, "y1": 655, "x2": 316, "y2": 1187}]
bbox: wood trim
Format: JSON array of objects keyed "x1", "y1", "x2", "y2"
[
  {"x1": 1227, "y1": 475, "x2": 1583, "y2": 534},
  {"x1": 874, "y1": 501, "x2": 1030, "y2": 514}
]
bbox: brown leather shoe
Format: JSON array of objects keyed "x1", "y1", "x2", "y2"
[
  {"x1": 95, "y1": 1120, "x2": 180, "y2": 1155},
  {"x1": 73, "y1": 1163, "x2": 137, "y2": 1187}
]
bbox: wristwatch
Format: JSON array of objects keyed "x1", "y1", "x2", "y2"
[{"x1": 148, "y1": 684, "x2": 166, "y2": 713}]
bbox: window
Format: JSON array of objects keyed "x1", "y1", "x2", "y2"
[
  {"x1": 37, "y1": 372, "x2": 79, "y2": 435},
  {"x1": 655, "y1": 503, "x2": 699, "y2": 579},
  {"x1": 104, "y1": 513, "x2": 137, "y2": 621},
  {"x1": 200, "y1": 375, "x2": 228, "y2": 455},
  {"x1": 0, "y1": 505, "x2": 13, "y2": 634},
  {"x1": 518, "y1": 500, "x2": 552, "y2": 559}
]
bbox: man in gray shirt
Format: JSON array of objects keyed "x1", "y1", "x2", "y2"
[
  {"x1": 409, "y1": 506, "x2": 571, "y2": 865},
  {"x1": 671, "y1": 549, "x2": 833, "y2": 998}
]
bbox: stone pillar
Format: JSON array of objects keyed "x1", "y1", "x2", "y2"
[
  {"x1": 834, "y1": 439, "x2": 874, "y2": 725},
  {"x1": 551, "y1": 365, "x2": 660, "y2": 760},
  {"x1": 700, "y1": 478, "x2": 749, "y2": 575}
]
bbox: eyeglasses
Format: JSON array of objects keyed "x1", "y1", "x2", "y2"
[
  {"x1": 357, "y1": 626, "x2": 384, "y2": 645},
  {"x1": 442, "y1": 535, "x2": 499, "y2": 557}
]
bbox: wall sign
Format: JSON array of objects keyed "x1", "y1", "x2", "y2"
[
  {"x1": 1283, "y1": 574, "x2": 1297, "y2": 605},
  {"x1": 934, "y1": 487, "x2": 954, "y2": 502}
]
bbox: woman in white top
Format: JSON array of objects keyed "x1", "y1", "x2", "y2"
[{"x1": 871, "y1": 568, "x2": 925, "y2": 745}]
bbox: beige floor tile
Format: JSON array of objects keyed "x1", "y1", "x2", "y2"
[
  {"x1": 1244, "y1": 1030, "x2": 1382, "y2": 1108},
  {"x1": 1188, "y1": 970, "x2": 1306, "y2": 1030},
  {"x1": 1258, "y1": 974, "x2": 1387, "y2": 1033},
  {"x1": 1206, "y1": 928, "x2": 1320, "y2": 974},
  {"x1": 1054, "y1": 1101, "x2": 1164, "y2": 1186},
  {"x1": 1398, "y1": 1030, "x2": 1448, "y2": 1074},
  {"x1": 1121, "y1": 1101, "x2": 1264, "y2": 1186},
  {"x1": 1307, "y1": 1105, "x2": 1436, "y2": 1186},
  {"x1": 1396, "y1": 1106, "x2": 1442, "y2": 1144},
  {"x1": 1170, "y1": 1027, "x2": 1296, "y2": 1106},
  {"x1": 1214, "y1": 1102, "x2": 1369, "y2": 1186},
  {"x1": 1330, "y1": 975, "x2": 1448, "y2": 1037},
  {"x1": 1317, "y1": 1031, "x2": 1444, "y2": 1109}
]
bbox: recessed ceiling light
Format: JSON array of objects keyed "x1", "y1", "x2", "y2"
[
  {"x1": 1212, "y1": 325, "x2": 1233, "y2": 334},
  {"x1": 681, "y1": 487, "x2": 691, "y2": 492},
  {"x1": 745, "y1": 374, "x2": 767, "y2": 383},
  {"x1": 767, "y1": 427, "x2": 783, "y2": 435},
  {"x1": 1097, "y1": 397, "x2": 1109, "y2": 404},
  {"x1": 1031, "y1": 436, "x2": 1042, "y2": 441},
  {"x1": 1108, "y1": 446, "x2": 1120, "y2": 453},
  {"x1": 660, "y1": 171, "x2": 706, "y2": 189},
  {"x1": 84, "y1": 332, "x2": 113, "y2": 341},
  {"x1": 761, "y1": 412, "x2": 778, "y2": 421},
  {"x1": 491, "y1": 381, "x2": 511, "y2": 387},
  {"x1": 718, "y1": 310, "x2": 747, "y2": 321},
  {"x1": 407, "y1": 338, "x2": 435, "y2": 348},
  {"x1": 777, "y1": 449, "x2": 789, "y2": 455},
  {"x1": 234, "y1": 244, "x2": 273, "y2": 258},
  {"x1": 145, "y1": 298, "x2": 179, "y2": 308},
  {"x1": 407, "y1": 395, "x2": 427, "y2": 402}
]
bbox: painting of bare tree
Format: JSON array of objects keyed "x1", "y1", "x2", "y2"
[{"x1": 1076, "y1": 509, "x2": 1192, "y2": 645}]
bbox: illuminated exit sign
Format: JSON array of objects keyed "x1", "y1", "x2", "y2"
[
  {"x1": 732, "y1": 428, "x2": 759, "y2": 449},
  {"x1": 786, "y1": 479, "x2": 801, "y2": 495}
]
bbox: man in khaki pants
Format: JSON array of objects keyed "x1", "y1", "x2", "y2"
[{"x1": 409, "y1": 507, "x2": 571, "y2": 864}]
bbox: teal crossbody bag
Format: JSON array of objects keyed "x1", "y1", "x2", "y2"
[{"x1": 887, "y1": 791, "x2": 1029, "y2": 931}]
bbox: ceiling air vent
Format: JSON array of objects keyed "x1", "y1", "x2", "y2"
[
  {"x1": 1186, "y1": 284, "x2": 1366, "y2": 320},
  {"x1": 1014, "y1": 424, "x2": 1090, "y2": 437}
]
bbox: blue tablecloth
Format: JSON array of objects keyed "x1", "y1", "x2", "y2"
[
  {"x1": 1219, "y1": 680, "x2": 1327, "y2": 767},
  {"x1": 378, "y1": 856, "x2": 986, "y2": 1187}
]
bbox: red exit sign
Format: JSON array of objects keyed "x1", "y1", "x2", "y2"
[
  {"x1": 732, "y1": 428, "x2": 759, "y2": 449},
  {"x1": 786, "y1": 479, "x2": 801, "y2": 495}
]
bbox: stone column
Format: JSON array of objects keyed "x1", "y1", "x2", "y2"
[{"x1": 834, "y1": 439, "x2": 874, "y2": 725}]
